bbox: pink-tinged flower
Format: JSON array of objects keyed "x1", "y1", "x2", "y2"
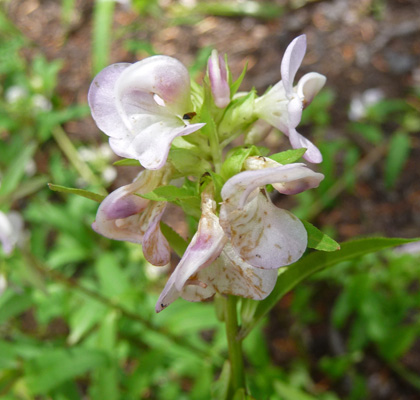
[
  {"x1": 254, "y1": 35, "x2": 326, "y2": 163},
  {"x1": 219, "y1": 156, "x2": 324, "y2": 269},
  {"x1": 93, "y1": 168, "x2": 171, "y2": 266},
  {"x1": 208, "y1": 50, "x2": 230, "y2": 108},
  {"x1": 88, "y1": 56, "x2": 205, "y2": 170},
  {"x1": 156, "y1": 187, "x2": 277, "y2": 312},
  {"x1": 156, "y1": 159, "x2": 323, "y2": 311},
  {"x1": 0, "y1": 211, "x2": 23, "y2": 255}
]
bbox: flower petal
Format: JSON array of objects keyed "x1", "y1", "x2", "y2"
[
  {"x1": 88, "y1": 63, "x2": 132, "y2": 140},
  {"x1": 142, "y1": 202, "x2": 171, "y2": 266},
  {"x1": 297, "y1": 72, "x2": 326, "y2": 107},
  {"x1": 281, "y1": 35, "x2": 307, "y2": 97},
  {"x1": 200, "y1": 243, "x2": 278, "y2": 299},
  {"x1": 288, "y1": 128, "x2": 323, "y2": 164},
  {"x1": 221, "y1": 191, "x2": 307, "y2": 269},
  {"x1": 115, "y1": 56, "x2": 192, "y2": 118},
  {"x1": 172, "y1": 187, "x2": 227, "y2": 292},
  {"x1": 208, "y1": 50, "x2": 230, "y2": 108},
  {"x1": 92, "y1": 169, "x2": 166, "y2": 243},
  {"x1": 155, "y1": 187, "x2": 225, "y2": 311}
]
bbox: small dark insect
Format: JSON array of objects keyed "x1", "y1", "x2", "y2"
[{"x1": 183, "y1": 112, "x2": 197, "y2": 120}]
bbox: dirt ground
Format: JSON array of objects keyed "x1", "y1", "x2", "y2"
[{"x1": 5, "y1": 0, "x2": 420, "y2": 398}]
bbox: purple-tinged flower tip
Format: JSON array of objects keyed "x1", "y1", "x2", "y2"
[
  {"x1": 208, "y1": 50, "x2": 230, "y2": 108},
  {"x1": 88, "y1": 56, "x2": 204, "y2": 170},
  {"x1": 92, "y1": 168, "x2": 171, "y2": 263}
]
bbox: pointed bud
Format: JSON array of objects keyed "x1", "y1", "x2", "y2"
[{"x1": 208, "y1": 50, "x2": 230, "y2": 108}]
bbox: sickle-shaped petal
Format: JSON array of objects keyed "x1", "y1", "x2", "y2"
[
  {"x1": 281, "y1": 35, "x2": 306, "y2": 97},
  {"x1": 173, "y1": 187, "x2": 227, "y2": 292},
  {"x1": 88, "y1": 56, "x2": 205, "y2": 169}
]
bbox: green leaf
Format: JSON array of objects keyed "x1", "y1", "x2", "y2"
[
  {"x1": 169, "y1": 146, "x2": 211, "y2": 176},
  {"x1": 302, "y1": 221, "x2": 340, "y2": 252},
  {"x1": 140, "y1": 185, "x2": 195, "y2": 202},
  {"x1": 48, "y1": 183, "x2": 105, "y2": 203},
  {"x1": 112, "y1": 158, "x2": 140, "y2": 166},
  {"x1": 211, "y1": 360, "x2": 231, "y2": 400},
  {"x1": 350, "y1": 122, "x2": 383, "y2": 145},
  {"x1": 230, "y1": 62, "x2": 247, "y2": 96},
  {"x1": 0, "y1": 142, "x2": 36, "y2": 196},
  {"x1": 274, "y1": 380, "x2": 318, "y2": 400},
  {"x1": 220, "y1": 145, "x2": 260, "y2": 181},
  {"x1": 95, "y1": 253, "x2": 129, "y2": 297},
  {"x1": 160, "y1": 222, "x2": 188, "y2": 257},
  {"x1": 239, "y1": 237, "x2": 420, "y2": 339},
  {"x1": 0, "y1": 290, "x2": 33, "y2": 325},
  {"x1": 385, "y1": 131, "x2": 411, "y2": 189},
  {"x1": 269, "y1": 148, "x2": 307, "y2": 164},
  {"x1": 24, "y1": 347, "x2": 109, "y2": 395}
]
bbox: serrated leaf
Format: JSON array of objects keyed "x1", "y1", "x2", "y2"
[
  {"x1": 239, "y1": 237, "x2": 420, "y2": 339},
  {"x1": 385, "y1": 131, "x2": 411, "y2": 189},
  {"x1": 302, "y1": 220, "x2": 340, "y2": 252},
  {"x1": 112, "y1": 158, "x2": 140, "y2": 166},
  {"x1": 48, "y1": 183, "x2": 105, "y2": 203},
  {"x1": 269, "y1": 148, "x2": 307, "y2": 164}
]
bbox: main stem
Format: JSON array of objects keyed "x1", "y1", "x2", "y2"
[{"x1": 224, "y1": 295, "x2": 246, "y2": 394}]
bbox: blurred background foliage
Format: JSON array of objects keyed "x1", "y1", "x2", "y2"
[{"x1": 1, "y1": 0, "x2": 420, "y2": 399}]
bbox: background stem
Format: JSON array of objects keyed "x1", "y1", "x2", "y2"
[{"x1": 224, "y1": 295, "x2": 246, "y2": 394}]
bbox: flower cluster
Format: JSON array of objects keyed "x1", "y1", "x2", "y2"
[{"x1": 88, "y1": 35, "x2": 326, "y2": 311}]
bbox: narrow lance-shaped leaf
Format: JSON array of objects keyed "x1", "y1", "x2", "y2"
[
  {"x1": 48, "y1": 183, "x2": 105, "y2": 203},
  {"x1": 238, "y1": 237, "x2": 420, "y2": 339}
]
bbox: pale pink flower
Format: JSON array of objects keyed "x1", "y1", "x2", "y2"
[
  {"x1": 156, "y1": 158, "x2": 324, "y2": 311},
  {"x1": 93, "y1": 168, "x2": 171, "y2": 266},
  {"x1": 88, "y1": 56, "x2": 205, "y2": 170}
]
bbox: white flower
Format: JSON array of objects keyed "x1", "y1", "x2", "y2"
[
  {"x1": 0, "y1": 211, "x2": 24, "y2": 255},
  {"x1": 254, "y1": 35, "x2": 326, "y2": 163}
]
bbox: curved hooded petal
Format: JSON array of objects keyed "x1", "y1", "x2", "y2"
[
  {"x1": 88, "y1": 56, "x2": 205, "y2": 169},
  {"x1": 141, "y1": 201, "x2": 171, "y2": 266},
  {"x1": 92, "y1": 168, "x2": 166, "y2": 243},
  {"x1": 220, "y1": 162, "x2": 324, "y2": 269},
  {"x1": 208, "y1": 50, "x2": 230, "y2": 108},
  {"x1": 156, "y1": 187, "x2": 227, "y2": 312},
  {"x1": 297, "y1": 72, "x2": 326, "y2": 107}
]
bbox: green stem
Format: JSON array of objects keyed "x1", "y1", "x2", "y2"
[
  {"x1": 224, "y1": 295, "x2": 246, "y2": 394},
  {"x1": 52, "y1": 126, "x2": 106, "y2": 194}
]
